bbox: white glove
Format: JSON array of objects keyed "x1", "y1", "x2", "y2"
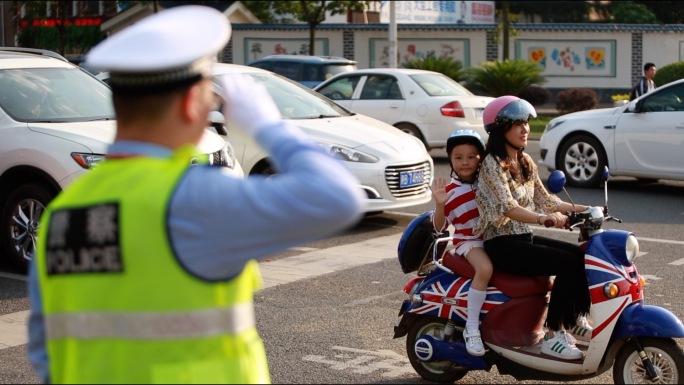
[{"x1": 218, "y1": 74, "x2": 281, "y2": 136}]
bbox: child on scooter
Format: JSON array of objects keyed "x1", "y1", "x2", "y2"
[{"x1": 430, "y1": 129, "x2": 491, "y2": 357}]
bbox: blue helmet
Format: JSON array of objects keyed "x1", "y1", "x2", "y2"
[{"x1": 446, "y1": 129, "x2": 485, "y2": 157}]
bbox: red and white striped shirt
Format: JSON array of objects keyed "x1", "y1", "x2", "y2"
[{"x1": 433, "y1": 178, "x2": 484, "y2": 256}]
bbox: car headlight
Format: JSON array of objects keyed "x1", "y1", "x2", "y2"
[
  {"x1": 625, "y1": 234, "x2": 639, "y2": 263},
  {"x1": 71, "y1": 153, "x2": 106, "y2": 169},
  {"x1": 544, "y1": 119, "x2": 565, "y2": 133},
  {"x1": 317, "y1": 142, "x2": 379, "y2": 163}
]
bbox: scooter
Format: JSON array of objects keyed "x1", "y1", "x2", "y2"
[{"x1": 393, "y1": 168, "x2": 684, "y2": 384}]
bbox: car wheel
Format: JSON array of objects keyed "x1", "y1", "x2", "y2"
[
  {"x1": 0, "y1": 183, "x2": 54, "y2": 271},
  {"x1": 395, "y1": 123, "x2": 427, "y2": 149},
  {"x1": 557, "y1": 134, "x2": 606, "y2": 188}
]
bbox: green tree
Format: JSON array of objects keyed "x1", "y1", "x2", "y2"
[
  {"x1": 507, "y1": 1, "x2": 589, "y2": 23},
  {"x1": 246, "y1": 1, "x2": 371, "y2": 56},
  {"x1": 653, "y1": 61, "x2": 684, "y2": 87},
  {"x1": 464, "y1": 59, "x2": 546, "y2": 97},
  {"x1": 589, "y1": 1, "x2": 659, "y2": 24},
  {"x1": 242, "y1": 1, "x2": 277, "y2": 23},
  {"x1": 638, "y1": 1, "x2": 684, "y2": 24}
]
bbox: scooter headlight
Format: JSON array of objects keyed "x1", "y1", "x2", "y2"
[{"x1": 625, "y1": 235, "x2": 639, "y2": 263}]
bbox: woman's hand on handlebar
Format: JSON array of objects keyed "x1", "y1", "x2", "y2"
[{"x1": 541, "y1": 212, "x2": 568, "y2": 228}]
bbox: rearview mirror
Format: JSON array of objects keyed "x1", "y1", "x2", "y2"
[{"x1": 547, "y1": 170, "x2": 566, "y2": 194}]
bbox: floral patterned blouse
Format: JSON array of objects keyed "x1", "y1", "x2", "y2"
[{"x1": 474, "y1": 152, "x2": 562, "y2": 241}]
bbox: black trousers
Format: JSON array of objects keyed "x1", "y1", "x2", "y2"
[{"x1": 484, "y1": 233, "x2": 590, "y2": 330}]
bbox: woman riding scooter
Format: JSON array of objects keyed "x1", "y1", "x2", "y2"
[{"x1": 475, "y1": 95, "x2": 593, "y2": 359}]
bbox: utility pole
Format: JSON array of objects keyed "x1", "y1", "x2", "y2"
[
  {"x1": 388, "y1": 1, "x2": 396, "y2": 68},
  {"x1": 502, "y1": 0, "x2": 510, "y2": 60}
]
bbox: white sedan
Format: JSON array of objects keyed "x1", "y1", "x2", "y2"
[
  {"x1": 313, "y1": 68, "x2": 494, "y2": 150},
  {"x1": 539, "y1": 78, "x2": 684, "y2": 187},
  {"x1": 211, "y1": 64, "x2": 434, "y2": 213}
]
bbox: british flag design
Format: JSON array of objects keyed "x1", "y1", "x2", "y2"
[{"x1": 409, "y1": 275, "x2": 509, "y2": 321}]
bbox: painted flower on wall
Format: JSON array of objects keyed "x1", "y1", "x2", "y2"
[
  {"x1": 529, "y1": 47, "x2": 546, "y2": 68},
  {"x1": 585, "y1": 48, "x2": 606, "y2": 69}
]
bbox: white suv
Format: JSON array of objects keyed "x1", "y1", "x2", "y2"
[{"x1": 0, "y1": 48, "x2": 242, "y2": 271}]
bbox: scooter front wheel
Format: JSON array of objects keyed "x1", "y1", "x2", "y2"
[
  {"x1": 406, "y1": 316, "x2": 469, "y2": 383},
  {"x1": 613, "y1": 337, "x2": 684, "y2": 384}
]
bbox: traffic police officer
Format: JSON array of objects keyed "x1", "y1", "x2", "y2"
[{"x1": 27, "y1": 5, "x2": 365, "y2": 384}]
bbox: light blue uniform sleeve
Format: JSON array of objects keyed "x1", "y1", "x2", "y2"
[{"x1": 170, "y1": 120, "x2": 366, "y2": 279}]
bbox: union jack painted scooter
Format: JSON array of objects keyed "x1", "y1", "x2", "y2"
[{"x1": 393, "y1": 168, "x2": 684, "y2": 384}]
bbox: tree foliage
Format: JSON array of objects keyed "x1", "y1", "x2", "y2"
[
  {"x1": 464, "y1": 59, "x2": 546, "y2": 97},
  {"x1": 243, "y1": 1, "x2": 371, "y2": 55},
  {"x1": 590, "y1": 1, "x2": 658, "y2": 24},
  {"x1": 505, "y1": 1, "x2": 589, "y2": 23},
  {"x1": 507, "y1": 0, "x2": 684, "y2": 24},
  {"x1": 653, "y1": 61, "x2": 684, "y2": 87}
]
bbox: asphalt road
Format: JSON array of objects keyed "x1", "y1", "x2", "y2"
[{"x1": 0, "y1": 141, "x2": 682, "y2": 383}]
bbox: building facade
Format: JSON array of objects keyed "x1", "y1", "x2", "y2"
[{"x1": 227, "y1": 22, "x2": 684, "y2": 103}]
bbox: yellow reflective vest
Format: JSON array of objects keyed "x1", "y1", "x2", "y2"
[{"x1": 35, "y1": 146, "x2": 270, "y2": 384}]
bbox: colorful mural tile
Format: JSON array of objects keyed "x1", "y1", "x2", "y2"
[
  {"x1": 370, "y1": 38, "x2": 469, "y2": 68},
  {"x1": 244, "y1": 39, "x2": 328, "y2": 62},
  {"x1": 585, "y1": 47, "x2": 606, "y2": 70},
  {"x1": 516, "y1": 39, "x2": 615, "y2": 77},
  {"x1": 551, "y1": 47, "x2": 581, "y2": 72},
  {"x1": 528, "y1": 47, "x2": 546, "y2": 68}
]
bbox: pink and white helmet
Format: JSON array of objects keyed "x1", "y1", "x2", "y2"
[{"x1": 483, "y1": 95, "x2": 537, "y2": 134}]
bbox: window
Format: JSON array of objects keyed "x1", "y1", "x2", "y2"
[
  {"x1": 360, "y1": 75, "x2": 399, "y2": 100},
  {"x1": 317, "y1": 76, "x2": 360, "y2": 100}
]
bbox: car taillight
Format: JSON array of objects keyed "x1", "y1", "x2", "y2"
[{"x1": 441, "y1": 101, "x2": 465, "y2": 118}]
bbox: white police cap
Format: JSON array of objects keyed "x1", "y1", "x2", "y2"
[{"x1": 85, "y1": 5, "x2": 230, "y2": 93}]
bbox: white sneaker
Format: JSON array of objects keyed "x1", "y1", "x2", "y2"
[
  {"x1": 570, "y1": 315, "x2": 594, "y2": 342},
  {"x1": 541, "y1": 330, "x2": 583, "y2": 360},
  {"x1": 463, "y1": 327, "x2": 485, "y2": 356}
]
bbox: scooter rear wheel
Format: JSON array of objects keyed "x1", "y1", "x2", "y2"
[
  {"x1": 613, "y1": 337, "x2": 684, "y2": 384},
  {"x1": 406, "y1": 316, "x2": 469, "y2": 383}
]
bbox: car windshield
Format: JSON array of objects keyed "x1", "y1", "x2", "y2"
[
  {"x1": 221, "y1": 72, "x2": 350, "y2": 119},
  {"x1": 409, "y1": 73, "x2": 474, "y2": 97},
  {"x1": 0, "y1": 68, "x2": 114, "y2": 122}
]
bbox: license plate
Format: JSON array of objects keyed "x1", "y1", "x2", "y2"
[
  {"x1": 475, "y1": 108, "x2": 484, "y2": 118},
  {"x1": 400, "y1": 170, "x2": 424, "y2": 188}
]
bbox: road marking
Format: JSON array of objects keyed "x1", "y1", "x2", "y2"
[
  {"x1": 0, "y1": 311, "x2": 30, "y2": 349},
  {"x1": 669, "y1": 258, "x2": 684, "y2": 266},
  {"x1": 302, "y1": 346, "x2": 413, "y2": 378}
]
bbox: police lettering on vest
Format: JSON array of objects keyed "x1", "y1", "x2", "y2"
[{"x1": 45, "y1": 203, "x2": 123, "y2": 275}]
